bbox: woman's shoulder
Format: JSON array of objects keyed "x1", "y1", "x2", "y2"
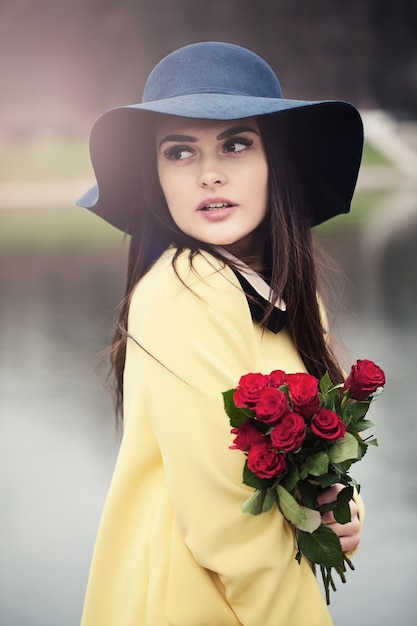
[
  {"x1": 128, "y1": 247, "x2": 252, "y2": 336},
  {"x1": 133, "y1": 247, "x2": 241, "y2": 303}
]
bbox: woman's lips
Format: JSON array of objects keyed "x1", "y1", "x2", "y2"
[{"x1": 197, "y1": 198, "x2": 236, "y2": 220}]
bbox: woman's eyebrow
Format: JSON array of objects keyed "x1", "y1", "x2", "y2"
[
  {"x1": 216, "y1": 126, "x2": 259, "y2": 140},
  {"x1": 159, "y1": 125, "x2": 259, "y2": 148},
  {"x1": 158, "y1": 134, "x2": 197, "y2": 147}
]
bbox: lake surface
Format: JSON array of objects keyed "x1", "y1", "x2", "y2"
[{"x1": 1, "y1": 204, "x2": 416, "y2": 625}]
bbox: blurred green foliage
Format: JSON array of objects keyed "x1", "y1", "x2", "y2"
[
  {"x1": 361, "y1": 140, "x2": 391, "y2": 166},
  {"x1": 0, "y1": 139, "x2": 93, "y2": 182},
  {"x1": 0, "y1": 208, "x2": 123, "y2": 249}
]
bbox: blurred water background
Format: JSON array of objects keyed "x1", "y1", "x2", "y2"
[{"x1": 1, "y1": 2, "x2": 417, "y2": 625}]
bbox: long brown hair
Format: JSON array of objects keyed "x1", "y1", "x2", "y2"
[{"x1": 108, "y1": 113, "x2": 344, "y2": 418}]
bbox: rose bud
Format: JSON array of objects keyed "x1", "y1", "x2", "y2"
[
  {"x1": 343, "y1": 359, "x2": 386, "y2": 401},
  {"x1": 270, "y1": 412, "x2": 306, "y2": 452},
  {"x1": 286, "y1": 372, "x2": 320, "y2": 418},
  {"x1": 268, "y1": 369, "x2": 287, "y2": 388},
  {"x1": 234, "y1": 372, "x2": 269, "y2": 407},
  {"x1": 255, "y1": 387, "x2": 291, "y2": 425},
  {"x1": 247, "y1": 441, "x2": 288, "y2": 479},
  {"x1": 311, "y1": 408, "x2": 347, "y2": 440},
  {"x1": 229, "y1": 420, "x2": 265, "y2": 452}
]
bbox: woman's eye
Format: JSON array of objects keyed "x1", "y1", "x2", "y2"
[
  {"x1": 163, "y1": 145, "x2": 194, "y2": 161},
  {"x1": 223, "y1": 136, "x2": 253, "y2": 154}
]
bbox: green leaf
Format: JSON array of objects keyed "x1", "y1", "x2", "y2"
[
  {"x1": 276, "y1": 485, "x2": 306, "y2": 525},
  {"x1": 354, "y1": 434, "x2": 370, "y2": 460},
  {"x1": 348, "y1": 419, "x2": 374, "y2": 433},
  {"x1": 337, "y1": 484, "x2": 354, "y2": 503},
  {"x1": 333, "y1": 486, "x2": 354, "y2": 524},
  {"x1": 334, "y1": 501, "x2": 351, "y2": 524},
  {"x1": 297, "y1": 525, "x2": 344, "y2": 567},
  {"x1": 222, "y1": 389, "x2": 254, "y2": 427},
  {"x1": 243, "y1": 462, "x2": 273, "y2": 490},
  {"x1": 319, "y1": 371, "x2": 334, "y2": 394},
  {"x1": 315, "y1": 472, "x2": 341, "y2": 489},
  {"x1": 321, "y1": 388, "x2": 340, "y2": 413},
  {"x1": 295, "y1": 506, "x2": 322, "y2": 533},
  {"x1": 242, "y1": 488, "x2": 276, "y2": 515},
  {"x1": 328, "y1": 433, "x2": 359, "y2": 463},
  {"x1": 297, "y1": 479, "x2": 318, "y2": 509},
  {"x1": 345, "y1": 400, "x2": 370, "y2": 422},
  {"x1": 330, "y1": 460, "x2": 353, "y2": 475},
  {"x1": 279, "y1": 463, "x2": 299, "y2": 493},
  {"x1": 301, "y1": 451, "x2": 329, "y2": 477}
]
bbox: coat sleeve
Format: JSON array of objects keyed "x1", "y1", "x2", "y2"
[{"x1": 124, "y1": 250, "x2": 332, "y2": 625}]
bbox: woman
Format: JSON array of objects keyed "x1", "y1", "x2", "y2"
[{"x1": 77, "y1": 42, "x2": 363, "y2": 625}]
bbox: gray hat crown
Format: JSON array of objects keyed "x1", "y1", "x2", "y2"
[{"x1": 143, "y1": 42, "x2": 283, "y2": 102}]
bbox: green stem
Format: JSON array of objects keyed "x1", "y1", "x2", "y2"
[
  {"x1": 340, "y1": 392, "x2": 349, "y2": 413},
  {"x1": 336, "y1": 566, "x2": 347, "y2": 584},
  {"x1": 343, "y1": 554, "x2": 355, "y2": 571}
]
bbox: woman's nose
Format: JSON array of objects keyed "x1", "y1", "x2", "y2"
[{"x1": 197, "y1": 162, "x2": 227, "y2": 188}]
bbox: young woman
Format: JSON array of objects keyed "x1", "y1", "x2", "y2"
[{"x1": 77, "y1": 42, "x2": 364, "y2": 625}]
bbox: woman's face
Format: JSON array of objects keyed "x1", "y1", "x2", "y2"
[{"x1": 155, "y1": 116, "x2": 269, "y2": 260}]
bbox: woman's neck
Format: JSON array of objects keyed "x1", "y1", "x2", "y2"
[{"x1": 222, "y1": 221, "x2": 267, "y2": 273}]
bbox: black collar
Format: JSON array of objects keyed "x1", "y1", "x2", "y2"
[{"x1": 232, "y1": 270, "x2": 287, "y2": 334}]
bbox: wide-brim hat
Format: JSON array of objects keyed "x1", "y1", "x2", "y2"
[{"x1": 76, "y1": 41, "x2": 363, "y2": 232}]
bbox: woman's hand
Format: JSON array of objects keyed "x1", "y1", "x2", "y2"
[{"x1": 317, "y1": 484, "x2": 361, "y2": 553}]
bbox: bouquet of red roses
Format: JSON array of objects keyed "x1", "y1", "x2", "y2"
[{"x1": 222, "y1": 359, "x2": 385, "y2": 604}]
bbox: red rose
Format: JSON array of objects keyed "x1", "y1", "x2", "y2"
[
  {"x1": 311, "y1": 408, "x2": 346, "y2": 440},
  {"x1": 270, "y1": 412, "x2": 306, "y2": 452},
  {"x1": 234, "y1": 372, "x2": 269, "y2": 407},
  {"x1": 229, "y1": 420, "x2": 265, "y2": 452},
  {"x1": 343, "y1": 359, "x2": 386, "y2": 401},
  {"x1": 255, "y1": 387, "x2": 290, "y2": 425},
  {"x1": 286, "y1": 372, "x2": 320, "y2": 418},
  {"x1": 268, "y1": 369, "x2": 287, "y2": 388},
  {"x1": 247, "y1": 442, "x2": 288, "y2": 479}
]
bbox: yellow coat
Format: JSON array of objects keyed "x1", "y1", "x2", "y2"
[{"x1": 81, "y1": 248, "x2": 359, "y2": 626}]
